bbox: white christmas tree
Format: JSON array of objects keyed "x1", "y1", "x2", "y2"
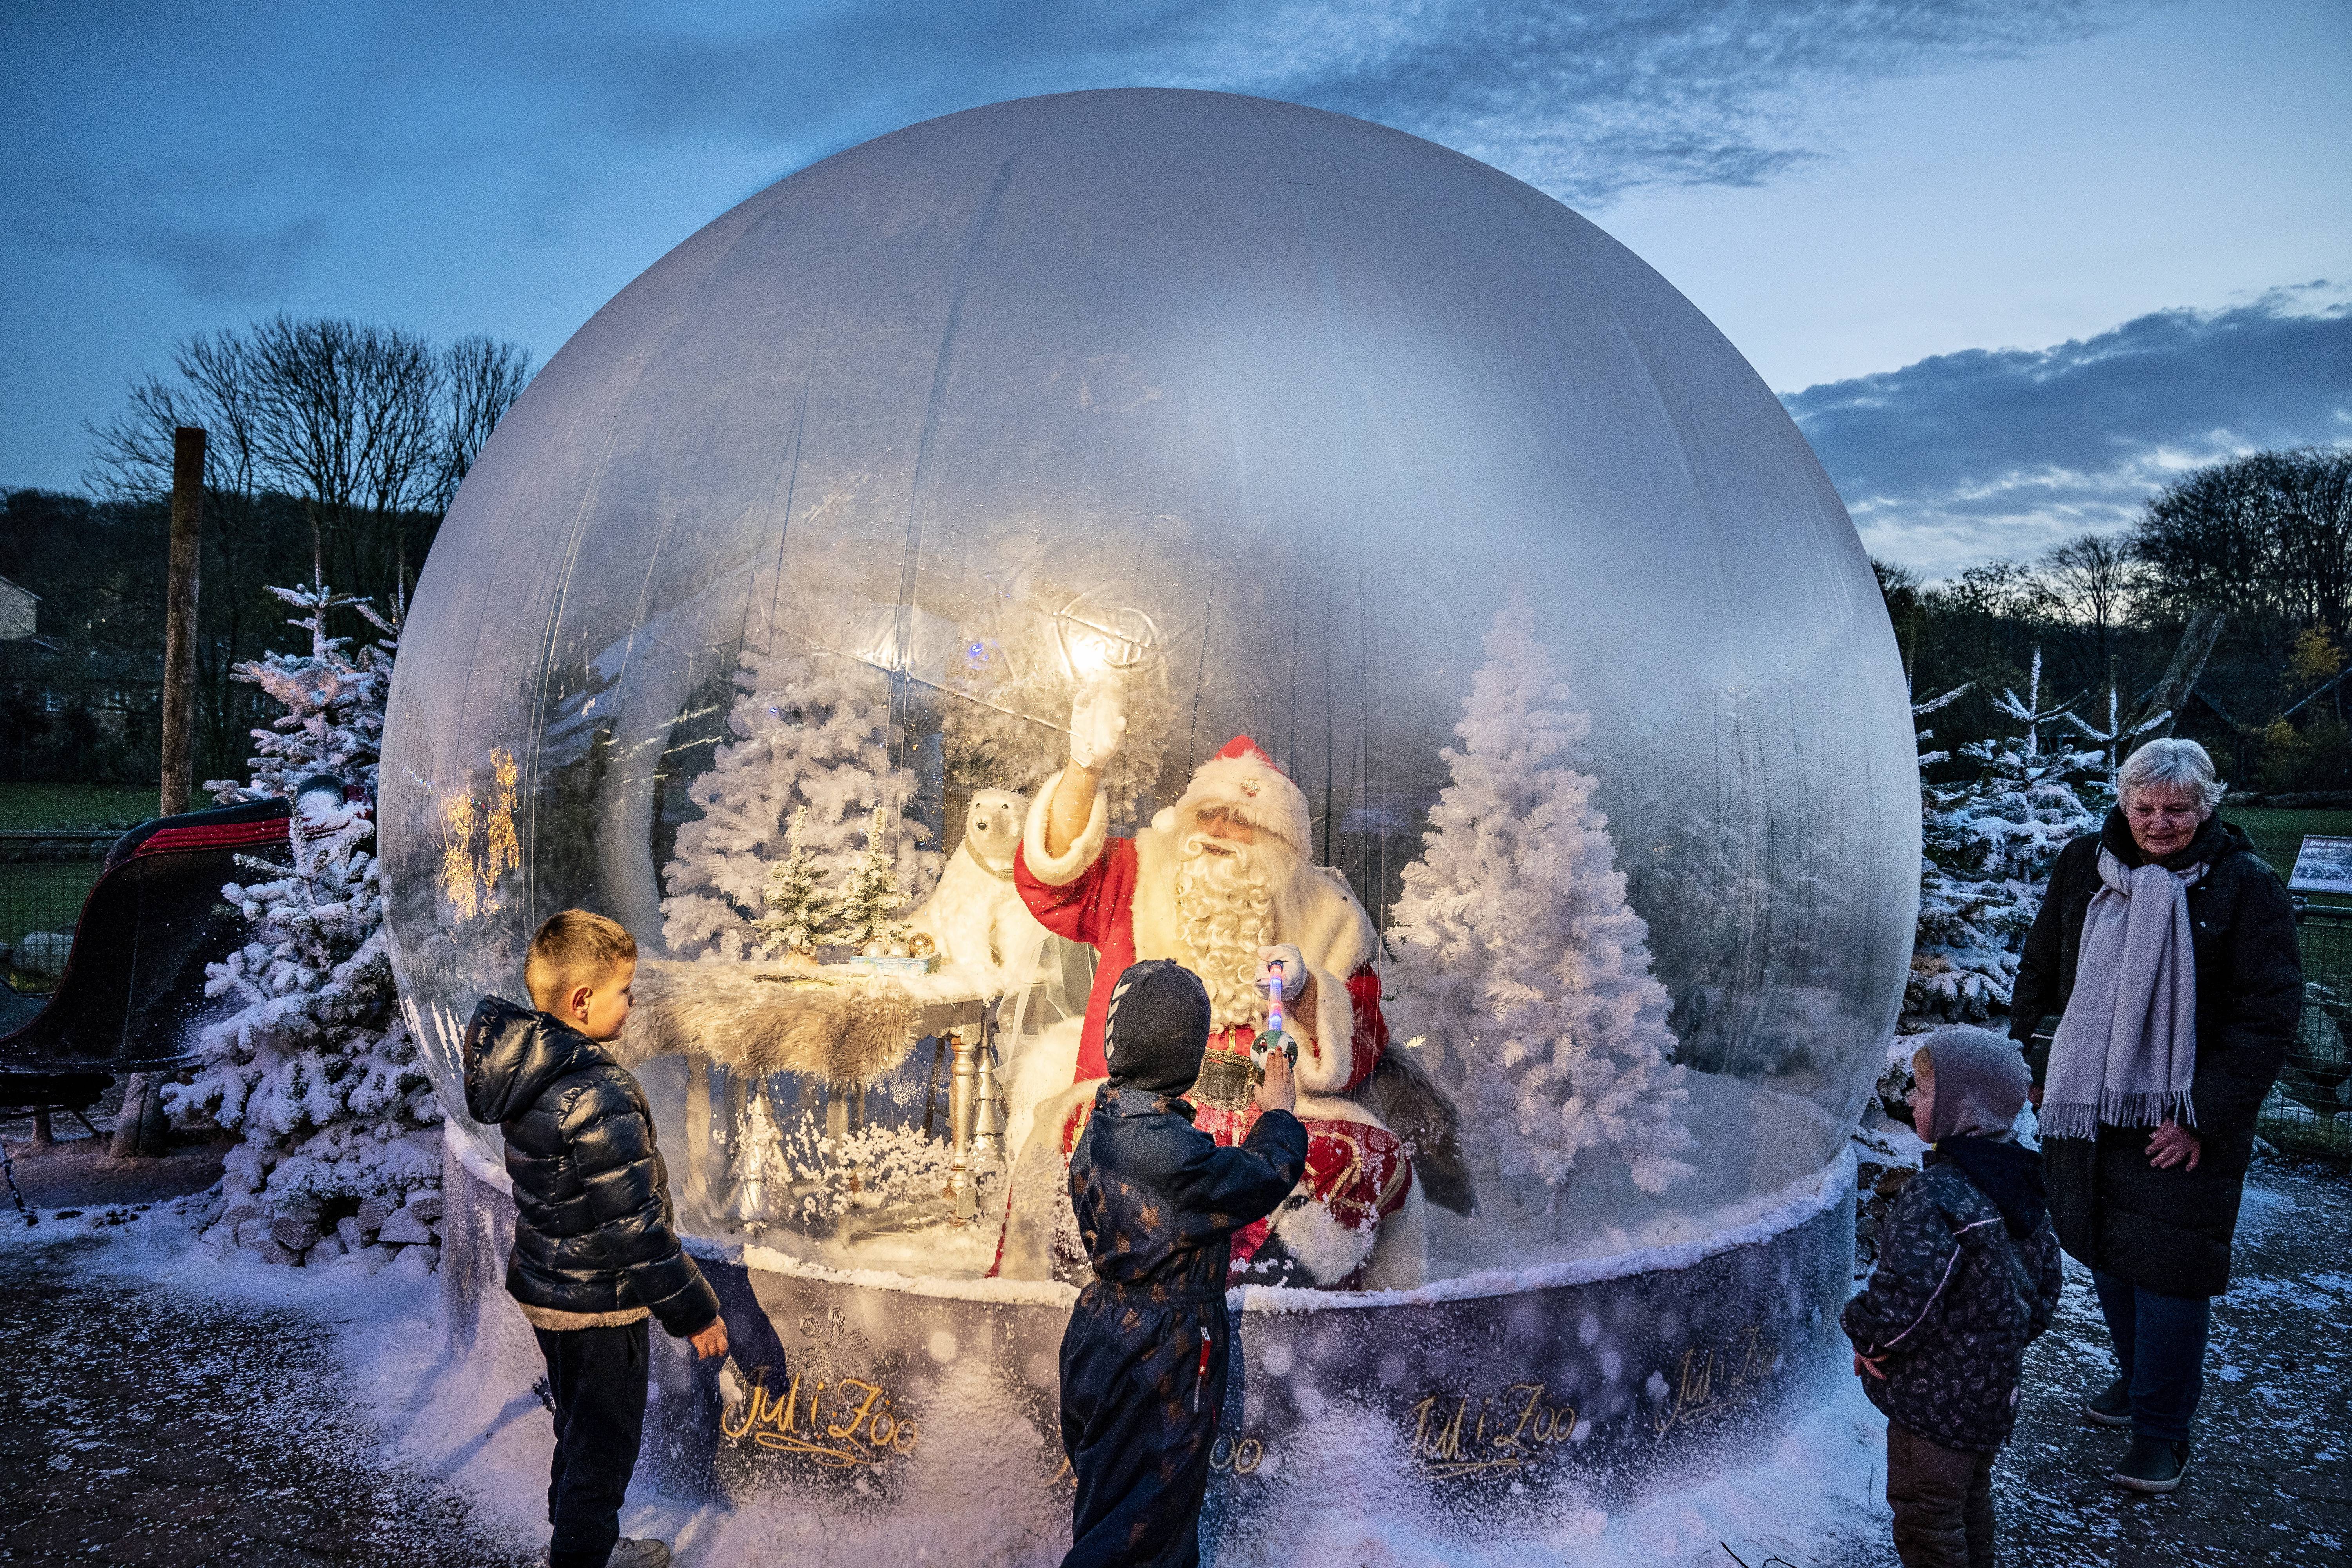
[
  {"x1": 171, "y1": 586, "x2": 441, "y2": 1267},
  {"x1": 661, "y1": 643, "x2": 938, "y2": 960},
  {"x1": 1906, "y1": 650, "x2": 2110, "y2": 1028},
  {"x1": 752, "y1": 805, "x2": 836, "y2": 956},
  {"x1": 1386, "y1": 604, "x2": 1691, "y2": 1196},
  {"x1": 834, "y1": 805, "x2": 911, "y2": 951}
]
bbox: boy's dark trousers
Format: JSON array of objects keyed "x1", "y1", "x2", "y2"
[
  {"x1": 535, "y1": 1320, "x2": 650, "y2": 1568},
  {"x1": 1886, "y1": 1420, "x2": 1996, "y2": 1568},
  {"x1": 1059, "y1": 1283, "x2": 1227, "y2": 1568}
]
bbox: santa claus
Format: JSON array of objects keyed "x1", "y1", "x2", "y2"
[{"x1": 1011, "y1": 688, "x2": 1442, "y2": 1289}]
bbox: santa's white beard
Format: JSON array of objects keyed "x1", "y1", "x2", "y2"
[{"x1": 1175, "y1": 833, "x2": 1279, "y2": 1032}]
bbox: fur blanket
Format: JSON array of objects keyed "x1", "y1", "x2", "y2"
[{"x1": 613, "y1": 959, "x2": 921, "y2": 1085}]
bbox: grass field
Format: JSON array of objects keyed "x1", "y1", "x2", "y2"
[{"x1": 0, "y1": 783, "x2": 161, "y2": 831}]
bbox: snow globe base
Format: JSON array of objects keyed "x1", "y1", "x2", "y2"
[{"x1": 438, "y1": 1131, "x2": 1854, "y2": 1555}]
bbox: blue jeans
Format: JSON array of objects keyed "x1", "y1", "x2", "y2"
[{"x1": 2090, "y1": 1270, "x2": 2208, "y2": 1443}]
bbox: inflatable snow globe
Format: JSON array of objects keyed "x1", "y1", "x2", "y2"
[{"x1": 384, "y1": 89, "x2": 1914, "y2": 1557}]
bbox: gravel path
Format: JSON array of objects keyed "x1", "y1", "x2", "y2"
[
  {"x1": 1985, "y1": 1159, "x2": 2350, "y2": 1568},
  {"x1": 0, "y1": 1234, "x2": 535, "y2": 1566}
]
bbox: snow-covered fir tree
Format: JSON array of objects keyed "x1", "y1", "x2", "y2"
[
  {"x1": 834, "y1": 805, "x2": 912, "y2": 951},
  {"x1": 173, "y1": 585, "x2": 442, "y2": 1269},
  {"x1": 752, "y1": 805, "x2": 835, "y2": 956},
  {"x1": 205, "y1": 577, "x2": 396, "y2": 804},
  {"x1": 1905, "y1": 650, "x2": 2111, "y2": 1029},
  {"x1": 662, "y1": 643, "x2": 938, "y2": 960},
  {"x1": 1385, "y1": 603, "x2": 1691, "y2": 1196}
]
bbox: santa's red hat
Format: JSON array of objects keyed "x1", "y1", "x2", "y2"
[{"x1": 1154, "y1": 735, "x2": 1313, "y2": 853}]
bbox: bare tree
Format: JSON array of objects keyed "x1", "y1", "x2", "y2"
[
  {"x1": 432, "y1": 334, "x2": 535, "y2": 513},
  {"x1": 85, "y1": 314, "x2": 534, "y2": 601},
  {"x1": 2040, "y1": 531, "x2": 2140, "y2": 687}
]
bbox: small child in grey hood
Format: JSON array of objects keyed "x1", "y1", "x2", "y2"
[{"x1": 1845, "y1": 1027, "x2": 2064, "y2": 1568}]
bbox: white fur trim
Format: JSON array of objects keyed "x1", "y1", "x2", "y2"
[
  {"x1": 1172, "y1": 752, "x2": 1313, "y2": 854},
  {"x1": 1021, "y1": 767, "x2": 1109, "y2": 887},
  {"x1": 1268, "y1": 1186, "x2": 1379, "y2": 1286}
]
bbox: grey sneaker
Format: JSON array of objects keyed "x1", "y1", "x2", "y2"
[
  {"x1": 2110, "y1": 1436, "x2": 2189, "y2": 1494},
  {"x1": 2084, "y1": 1376, "x2": 2132, "y2": 1428},
  {"x1": 604, "y1": 1542, "x2": 673, "y2": 1568}
]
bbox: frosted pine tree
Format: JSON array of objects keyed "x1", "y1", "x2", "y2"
[
  {"x1": 173, "y1": 588, "x2": 442, "y2": 1268},
  {"x1": 752, "y1": 806, "x2": 836, "y2": 956},
  {"x1": 1386, "y1": 604, "x2": 1691, "y2": 1196},
  {"x1": 834, "y1": 805, "x2": 911, "y2": 951},
  {"x1": 662, "y1": 643, "x2": 938, "y2": 960},
  {"x1": 205, "y1": 577, "x2": 396, "y2": 804},
  {"x1": 1906, "y1": 650, "x2": 2108, "y2": 1028}
]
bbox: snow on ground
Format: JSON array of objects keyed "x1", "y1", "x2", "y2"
[{"x1": 6, "y1": 1159, "x2": 2347, "y2": 1567}]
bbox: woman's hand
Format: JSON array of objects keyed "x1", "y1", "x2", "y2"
[
  {"x1": 2146, "y1": 1121, "x2": 2202, "y2": 1171},
  {"x1": 690, "y1": 1318, "x2": 730, "y2": 1361}
]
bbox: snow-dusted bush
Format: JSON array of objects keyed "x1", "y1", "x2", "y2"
[
  {"x1": 661, "y1": 643, "x2": 937, "y2": 960},
  {"x1": 1905, "y1": 651, "x2": 2111, "y2": 1029},
  {"x1": 172, "y1": 579, "x2": 441, "y2": 1267},
  {"x1": 1386, "y1": 604, "x2": 1691, "y2": 1197}
]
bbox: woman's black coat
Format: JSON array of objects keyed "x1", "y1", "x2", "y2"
[
  {"x1": 2009, "y1": 811, "x2": 2303, "y2": 1297},
  {"x1": 463, "y1": 995, "x2": 720, "y2": 1337}
]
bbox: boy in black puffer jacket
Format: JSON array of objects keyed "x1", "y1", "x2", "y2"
[
  {"x1": 1845, "y1": 1027, "x2": 2064, "y2": 1568},
  {"x1": 1061, "y1": 959, "x2": 1308, "y2": 1568},
  {"x1": 464, "y1": 911, "x2": 728, "y2": 1568}
]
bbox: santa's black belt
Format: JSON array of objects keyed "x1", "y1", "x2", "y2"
[{"x1": 1190, "y1": 1049, "x2": 1254, "y2": 1111}]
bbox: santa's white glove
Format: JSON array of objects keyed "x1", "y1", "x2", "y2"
[
  {"x1": 1256, "y1": 944, "x2": 1307, "y2": 1002},
  {"x1": 1069, "y1": 686, "x2": 1127, "y2": 770}
]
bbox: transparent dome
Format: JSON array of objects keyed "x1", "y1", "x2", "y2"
[{"x1": 384, "y1": 88, "x2": 1915, "y2": 1288}]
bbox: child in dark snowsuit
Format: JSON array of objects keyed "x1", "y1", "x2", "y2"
[
  {"x1": 1060, "y1": 958, "x2": 1308, "y2": 1568},
  {"x1": 1845, "y1": 1026, "x2": 2065, "y2": 1568}
]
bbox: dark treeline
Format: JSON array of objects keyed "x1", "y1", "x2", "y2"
[
  {"x1": 1, "y1": 315, "x2": 530, "y2": 789},
  {"x1": 1882, "y1": 446, "x2": 2350, "y2": 797}
]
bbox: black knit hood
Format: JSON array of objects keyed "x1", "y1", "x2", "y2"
[
  {"x1": 1101, "y1": 959, "x2": 1213, "y2": 1096},
  {"x1": 1934, "y1": 1137, "x2": 2049, "y2": 1240},
  {"x1": 464, "y1": 994, "x2": 611, "y2": 1125}
]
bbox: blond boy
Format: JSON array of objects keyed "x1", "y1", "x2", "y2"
[{"x1": 463, "y1": 911, "x2": 726, "y2": 1568}]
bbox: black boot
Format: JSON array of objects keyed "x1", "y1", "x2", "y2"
[
  {"x1": 2110, "y1": 1435, "x2": 2190, "y2": 1494},
  {"x1": 2083, "y1": 1376, "x2": 2132, "y2": 1428}
]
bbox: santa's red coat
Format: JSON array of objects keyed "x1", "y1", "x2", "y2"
[{"x1": 1013, "y1": 781, "x2": 1410, "y2": 1285}]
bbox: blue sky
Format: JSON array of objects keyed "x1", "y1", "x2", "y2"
[{"x1": 4, "y1": 0, "x2": 2346, "y2": 578}]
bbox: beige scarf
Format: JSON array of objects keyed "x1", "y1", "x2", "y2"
[{"x1": 2040, "y1": 848, "x2": 2200, "y2": 1140}]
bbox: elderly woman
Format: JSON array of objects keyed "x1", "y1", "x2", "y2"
[{"x1": 2010, "y1": 737, "x2": 2301, "y2": 1496}]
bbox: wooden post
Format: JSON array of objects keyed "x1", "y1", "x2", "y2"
[
  {"x1": 113, "y1": 428, "x2": 204, "y2": 1161},
  {"x1": 159, "y1": 426, "x2": 205, "y2": 816}
]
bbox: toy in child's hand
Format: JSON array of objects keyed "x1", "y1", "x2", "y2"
[{"x1": 1250, "y1": 953, "x2": 1301, "y2": 1077}]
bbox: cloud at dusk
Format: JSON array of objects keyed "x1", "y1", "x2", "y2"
[{"x1": 1784, "y1": 288, "x2": 2352, "y2": 577}]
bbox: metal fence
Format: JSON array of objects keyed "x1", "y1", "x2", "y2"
[
  {"x1": 2258, "y1": 902, "x2": 2352, "y2": 1163},
  {"x1": 0, "y1": 830, "x2": 117, "y2": 995}
]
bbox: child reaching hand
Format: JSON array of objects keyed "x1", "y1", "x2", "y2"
[
  {"x1": 1059, "y1": 958, "x2": 1309, "y2": 1568},
  {"x1": 464, "y1": 911, "x2": 728, "y2": 1568},
  {"x1": 1845, "y1": 1026, "x2": 2064, "y2": 1568}
]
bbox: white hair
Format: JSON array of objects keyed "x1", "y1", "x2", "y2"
[{"x1": 2117, "y1": 737, "x2": 2226, "y2": 815}]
